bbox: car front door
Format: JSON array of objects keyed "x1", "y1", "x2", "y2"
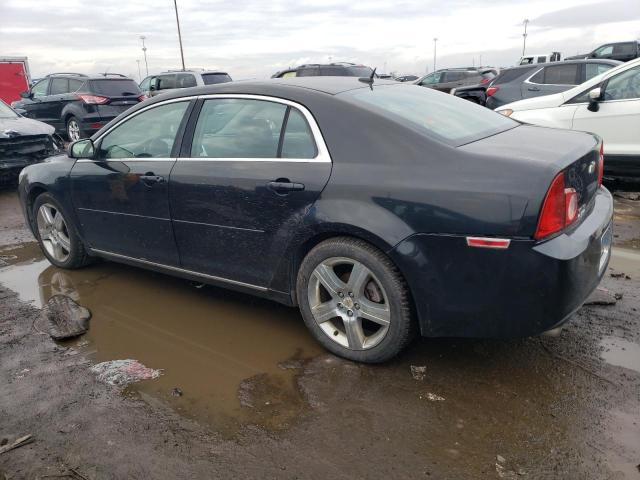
[
  {"x1": 572, "y1": 65, "x2": 640, "y2": 160},
  {"x1": 70, "y1": 100, "x2": 192, "y2": 264},
  {"x1": 169, "y1": 96, "x2": 332, "y2": 289},
  {"x1": 19, "y1": 78, "x2": 50, "y2": 121}
]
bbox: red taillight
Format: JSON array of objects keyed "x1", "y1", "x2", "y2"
[
  {"x1": 77, "y1": 94, "x2": 108, "y2": 105},
  {"x1": 138, "y1": 94, "x2": 147, "y2": 102},
  {"x1": 486, "y1": 86, "x2": 499, "y2": 97},
  {"x1": 598, "y1": 142, "x2": 604, "y2": 187},
  {"x1": 534, "y1": 172, "x2": 579, "y2": 240},
  {"x1": 480, "y1": 78, "x2": 490, "y2": 84}
]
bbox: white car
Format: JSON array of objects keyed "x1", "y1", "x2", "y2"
[{"x1": 496, "y1": 58, "x2": 640, "y2": 178}]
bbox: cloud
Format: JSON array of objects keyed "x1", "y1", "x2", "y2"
[{"x1": 1, "y1": 0, "x2": 639, "y2": 80}]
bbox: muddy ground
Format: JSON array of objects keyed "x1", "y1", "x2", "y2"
[{"x1": 1, "y1": 187, "x2": 639, "y2": 479}]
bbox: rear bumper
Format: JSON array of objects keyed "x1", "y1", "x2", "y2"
[{"x1": 389, "y1": 187, "x2": 614, "y2": 338}]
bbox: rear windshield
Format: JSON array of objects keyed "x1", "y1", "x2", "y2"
[
  {"x1": 493, "y1": 67, "x2": 536, "y2": 85},
  {"x1": 339, "y1": 85, "x2": 517, "y2": 146},
  {"x1": 88, "y1": 79, "x2": 141, "y2": 96},
  {"x1": 202, "y1": 73, "x2": 232, "y2": 85}
]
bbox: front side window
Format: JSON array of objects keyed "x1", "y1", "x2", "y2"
[
  {"x1": 603, "y1": 66, "x2": 640, "y2": 101},
  {"x1": 98, "y1": 101, "x2": 189, "y2": 159},
  {"x1": 297, "y1": 68, "x2": 319, "y2": 77},
  {"x1": 420, "y1": 72, "x2": 441, "y2": 85},
  {"x1": 537, "y1": 56, "x2": 547, "y2": 63},
  {"x1": 190, "y1": 99, "x2": 287, "y2": 158},
  {"x1": 139, "y1": 77, "x2": 152, "y2": 91},
  {"x1": 585, "y1": 63, "x2": 615, "y2": 81},
  {"x1": 340, "y1": 84, "x2": 517, "y2": 146},
  {"x1": 594, "y1": 45, "x2": 613, "y2": 57},
  {"x1": 31, "y1": 79, "x2": 49, "y2": 97}
]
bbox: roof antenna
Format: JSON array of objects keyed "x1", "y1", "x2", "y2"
[{"x1": 359, "y1": 67, "x2": 376, "y2": 88}]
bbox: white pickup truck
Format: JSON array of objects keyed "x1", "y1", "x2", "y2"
[{"x1": 518, "y1": 52, "x2": 562, "y2": 65}]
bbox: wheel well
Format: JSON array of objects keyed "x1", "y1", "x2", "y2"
[
  {"x1": 24, "y1": 186, "x2": 47, "y2": 232},
  {"x1": 290, "y1": 231, "x2": 407, "y2": 306}
]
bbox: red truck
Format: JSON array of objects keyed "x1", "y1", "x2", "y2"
[{"x1": 0, "y1": 57, "x2": 31, "y2": 104}]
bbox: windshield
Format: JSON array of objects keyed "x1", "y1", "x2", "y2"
[
  {"x1": 88, "y1": 79, "x2": 141, "y2": 96},
  {"x1": 0, "y1": 100, "x2": 18, "y2": 118},
  {"x1": 339, "y1": 84, "x2": 517, "y2": 146},
  {"x1": 202, "y1": 73, "x2": 232, "y2": 85}
]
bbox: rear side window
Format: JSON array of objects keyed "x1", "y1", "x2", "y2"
[
  {"x1": 340, "y1": 84, "x2": 517, "y2": 146},
  {"x1": 614, "y1": 43, "x2": 636, "y2": 55},
  {"x1": 344, "y1": 66, "x2": 374, "y2": 77},
  {"x1": 50, "y1": 78, "x2": 69, "y2": 95},
  {"x1": 444, "y1": 71, "x2": 465, "y2": 82},
  {"x1": 190, "y1": 99, "x2": 287, "y2": 158},
  {"x1": 543, "y1": 64, "x2": 579, "y2": 85},
  {"x1": 297, "y1": 68, "x2": 320, "y2": 77},
  {"x1": 201, "y1": 73, "x2": 232, "y2": 85},
  {"x1": 320, "y1": 67, "x2": 348, "y2": 76},
  {"x1": 89, "y1": 79, "x2": 141, "y2": 96},
  {"x1": 281, "y1": 109, "x2": 316, "y2": 159},
  {"x1": 537, "y1": 56, "x2": 547, "y2": 63},
  {"x1": 176, "y1": 74, "x2": 197, "y2": 88},
  {"x1": 68, "y1": 79, "x2": 83, "y2": 92},
  {"x1": 493, "y1": 67, "x2": 535, "y2": 85}
]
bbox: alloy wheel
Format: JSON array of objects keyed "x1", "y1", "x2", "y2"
[
  {"x1": 307, "y1": 257, "x2": 391, "y2": 350},
  {"x1": 36, "y1": 203, "x2": 71, "y2": 263},
  {"x1": 67, "y1": 119, "x2": 80, "y2": 142}
]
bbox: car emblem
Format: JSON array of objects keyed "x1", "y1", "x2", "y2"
[
  {"x1": 3, "y1": 129, "x2": 20, "y2": 138},
  {"x1": 588, "y1": 161, "x2": 596, "y2": 174}
]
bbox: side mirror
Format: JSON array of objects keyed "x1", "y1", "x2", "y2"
[
  {"x1": 68, "y1": 139, "x2": 95, "y2": 159},
  {"x1": 587, "y1": 87, "x2": 602, "y2": 112},
  {"x1": 19, "y1": 91, "x2": 32, "y2": 99}
]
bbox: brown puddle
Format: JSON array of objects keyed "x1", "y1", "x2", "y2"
[{"x1": 0, "y1": 242, "x2": 322, "y2": 435}]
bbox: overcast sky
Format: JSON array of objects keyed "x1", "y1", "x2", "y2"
[{"x1": 1, "y1": 0, "x2": 639, "y2": 81}]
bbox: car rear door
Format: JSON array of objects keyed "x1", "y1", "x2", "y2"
[
  {"x1": 70, "y1": 99, "x2": 192, "y2": 265},
  {"x1": 572, "y1": 64, "x2": 640, "y2": 163},
  {"x1": 169, "y1": 95, "x2": 332, "y2": 289}
]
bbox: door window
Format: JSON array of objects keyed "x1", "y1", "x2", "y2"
[
  {"x1": 49, "y1": 78, "x2": 69, "y2": 95},
  {"x1": 603, "y1": 66, "x2": 640, "y2": 101},
  {"x1": 529, "y1": 68, "x2": 545, "y2": 84},
  {"x1": 537, "y1": 56, "x2": 547, "y2": 63},
  {"x1": 613, "y1": 43, "x2": 636, "y2": 55},
  {"x1": 297, "y1": 67, "x2": 319, "y2": 77},
  {"x1": 177, "y1": 73, "x2": 197, "y2": 88},
  {"x1": 97, "y1": 101, "x2": 189, "y2": 159},
  {"x1": 139, "y1": 77, "x2": 152, "y2": 91},
  {"x1": 444, "y1": 71, "x2": 464, "y2": 82},
  {"x1": 420, "y1": 72, "x2": 441, "y2": 85},
  {"x1": 281, "y1": 109, "x2": 317, "y2": 158},
  {"x1": 593, "y1": 45, "x2": 613, "y2": 57},
  {"x1": 585, "y1": 63, "x2": 615, "y2": 81},
  {"x1": 190, "y1": 98, "x2": 287, "y2": 158},
  {"x1": 157, "y1": 75, "x2": 176, "y2": 90},
  {"x1": 68, "y1": 79, "x2": 84, "y2": 92},
  {"x1": 541, "y1": 64, "x2": 579, "y2": 85},
  {"x1": 31, "y1": 79, "x2": 49, "y2": 97}
]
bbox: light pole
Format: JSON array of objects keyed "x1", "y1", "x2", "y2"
[
  {"x1": 140, "y1": 36, "x2": 149, "y2": 77},
  {"x1": 433, "y1": 38, "x2": 438, "y2": 72},
  {"x1": 173, "y1": 0, "x2": 186, "y2": 71},
  {"x1": 522, "y1": 19, "x2": 529, "y2": 57},
  {"x1": 136, "y1": 60, "x2": 141, "y2": 81}
]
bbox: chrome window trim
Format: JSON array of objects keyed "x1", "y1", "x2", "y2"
[
  {"x1": 91, "y1": 248, "x2": 267, "y2": 292},
  {"x1": 188, "y1": 93, "x2": 331, "y2": 164}
]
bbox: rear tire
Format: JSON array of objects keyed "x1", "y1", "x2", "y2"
[
  {"x1": 296, "y1": 237, "x2": 415, "y2": 363},
  {"x1": 66, "y1": 116, "x2": 83, "y2": 142},
  {"x1": 33, "y1": 193, "x2": 91, "y2": 269}
]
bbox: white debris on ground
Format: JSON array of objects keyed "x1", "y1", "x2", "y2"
[
  {"x1": 410, "y1": 365, "x2": 427, "y2": 381},
  {"x1": 91, "y1": 359, "x2": 163, "y2": 387},
  {"x1": 424, "y1": 393, "x2": 445, "y2": 401}
]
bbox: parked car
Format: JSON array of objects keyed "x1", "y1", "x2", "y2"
[
  {"x1": 518, "y1": 52, "x2": 562, "y2": 65},
  {"x1": 18, "y1": 78, "x2": 612, "y2": 362},
  {"x1": 496, "y1": 58, "x2": 640, "y2": 179},
  {"x1": 565, "y1": 41, "x2": 640, "y2": 63},
  {"x1": 271, "y1": 63, "x2": 373, "y2": 78},
  {"x1": 140, "y1": 70, "x2": 232, "y2": 97},
  {"x1": 11, "y1": 73, "x2": 145, "y2": 141},
  {"x1": 394, "y1": 75, "x2": 419, "y2": 82},
  {"x1": 485, "y1": 59, "x2": 621, "y2": 109},
  {"x1": 415, "y1": 67, "x2": 497, "y2": 93},
  {"x1": 450, "y1": 68, "x2": 499, "y2": 105},
  {"x1": 0, "y1": 99, "x2": 62, "y2": 186}
]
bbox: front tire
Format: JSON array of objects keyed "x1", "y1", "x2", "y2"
[
  {"x1": 296, "y1": 237, "x2": 415, "y2": 363},
  {"x1": 33, "y1": 193, "x2": 90, "y2": 269}
]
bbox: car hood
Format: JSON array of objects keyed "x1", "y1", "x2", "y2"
[{"x1": 0, "y1": 115, "x2": 55, "y2": 137}]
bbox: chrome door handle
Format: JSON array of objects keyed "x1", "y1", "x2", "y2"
[{"x1": 267, "y1": 181, "x2": 305, "y2": 194}]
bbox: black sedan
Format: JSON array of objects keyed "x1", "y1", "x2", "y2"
[{"x1": 17, "y1": 78, "x2": 613, "y2": 362}]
